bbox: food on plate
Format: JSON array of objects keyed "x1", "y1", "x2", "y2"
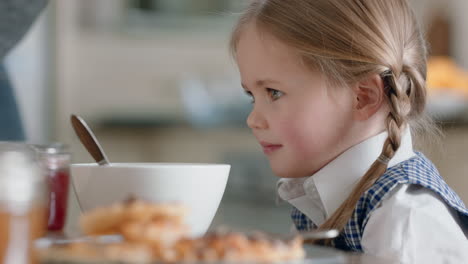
[
  {"x1": 80, "y1": 197, "x2": 189, "y2": 247},
  {"x1": 39, "y1": 198, "x2": 306, "y2": 263},
  {"x1": 168, "y1": 230, "x2": 305, "y2": 263}
]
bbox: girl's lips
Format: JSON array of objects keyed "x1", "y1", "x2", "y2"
[{"x1": 260, "y1": 142, "x2": 283, "y2": 155}]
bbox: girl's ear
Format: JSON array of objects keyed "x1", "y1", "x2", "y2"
[{"x1": 353, "y1": 74, "x2": 386, "y2": 121}]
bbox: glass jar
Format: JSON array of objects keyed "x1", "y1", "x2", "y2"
[
  {"x1": 0, "y1": 142, "x2": 47, "y2": 264},
  {"x1": 34, "y1": 144, "x2": 71, "y2": 232}
]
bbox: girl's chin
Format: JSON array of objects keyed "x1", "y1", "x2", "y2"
[{"x1": 270, "y1": 164, "x2": 309, "y2": 179}]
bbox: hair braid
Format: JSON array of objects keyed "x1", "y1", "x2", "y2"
[
  {"x1": 319, "y1": 70, "x2": 412, "y2": 244},
  {"x1": 382, "y1": 70, "x2": 411, "y2": 155},
  {"x1": 402, "y1": 64, "x2": 427, "y2": 117}
]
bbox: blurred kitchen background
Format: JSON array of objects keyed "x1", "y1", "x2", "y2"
[{"x1": 5, "y1": 0, "x2": 468, "y2": 235}]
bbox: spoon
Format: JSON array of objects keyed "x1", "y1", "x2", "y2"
[
  {"x1": 296, "y1": 229, "x2": 339, "y2": 242},
  {"x1": 70, "y1": 114, "x2": 110, "y2": 166},
  {"x1": 296, "y1": 229, "x2": 339, "y2": 244},
  {"x1": 263, "y1": 229, "x2": 339, "y2": 244}
]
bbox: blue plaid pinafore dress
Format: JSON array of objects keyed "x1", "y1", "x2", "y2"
[{"x1": 291, "y1": 152, "x2": 468, "y2": 251}]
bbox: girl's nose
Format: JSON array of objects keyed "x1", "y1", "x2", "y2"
[{"x1": 247, "y1": 107, "x2": 268, "y2": 130}]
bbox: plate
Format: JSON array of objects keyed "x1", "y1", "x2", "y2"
[{"x1": 36, "y1": 235, "x2": 347, "y2": 264}]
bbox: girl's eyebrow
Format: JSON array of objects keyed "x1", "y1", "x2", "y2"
[
  {"x1": 242, "y1": 79, "x2": 281, "y2": 90},
  {"x1": 256, "y1": 79, "x2": 280, "y2": 86}
]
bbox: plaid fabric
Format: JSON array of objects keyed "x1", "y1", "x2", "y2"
[
  {"x1": 291, "y1": 152, "x2": 468, "y2": 252},
  {"x1": 291, "y1": 207, "x2": 317, "y2": 230}
]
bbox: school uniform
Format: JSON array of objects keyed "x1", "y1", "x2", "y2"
[{"x1": 277, "y1": 128, "x2": 468, "y2": 263}]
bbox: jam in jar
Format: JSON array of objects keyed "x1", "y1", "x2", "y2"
[{"x1": 35, "y1": 144, "x2": 71, "y2": 232}]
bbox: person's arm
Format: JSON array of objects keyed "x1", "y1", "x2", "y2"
[
  {"x1": 361, "y1": 184, "x2": 468, "y2": 263},
  {"x1": 0, "y1": 0, "x2": 48, "y2": 58}
]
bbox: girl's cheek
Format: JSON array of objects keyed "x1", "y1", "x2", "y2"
[{"x1": 279, "y1": 120, "x2": 311, "y2": 151}]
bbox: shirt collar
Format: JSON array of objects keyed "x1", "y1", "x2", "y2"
[{"x1": 277, "y1": 127, "x2": 415, "y2": 221}]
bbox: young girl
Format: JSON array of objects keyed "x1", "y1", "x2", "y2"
[{"x1": 230, "y1": 0, "x2": 468, "y2": 262}]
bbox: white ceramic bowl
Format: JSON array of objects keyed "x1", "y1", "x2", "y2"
[{"x1": 71, "y1": 163, "x2": 230, "y2": 237}]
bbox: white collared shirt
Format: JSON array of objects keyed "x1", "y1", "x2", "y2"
[{"x1": 277, "y1": 128, "x2": 468, "y2": 263}]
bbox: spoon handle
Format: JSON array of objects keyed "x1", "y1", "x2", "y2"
[
  {"x1": 300, "y1": 229, "x2": 339, "y2": 241},
  {"x1": 70, "y1": 114, "x2": 110, "y2": 165},
  {"x1": 257, "y1": 229, "x2": 339, "y2": 244}
]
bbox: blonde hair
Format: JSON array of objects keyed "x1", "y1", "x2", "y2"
[{"x1": 231, "y1": 0, "x2": 436, "y2": 234}]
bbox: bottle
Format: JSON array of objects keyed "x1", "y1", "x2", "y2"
[
  {"x1": 34, "y1": 143, "x2": 71, "y2": 232},
  {"x1": 0, "y1": 142, "x2": 47, "y2": 264}
]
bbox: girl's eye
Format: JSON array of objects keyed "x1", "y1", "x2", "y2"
[
  {"x1": 244, "y1": 91, "x2": 255, "y2": 104},
  {"x1": 267, "y1": 88, "x2": 284, "y2": 101}
]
